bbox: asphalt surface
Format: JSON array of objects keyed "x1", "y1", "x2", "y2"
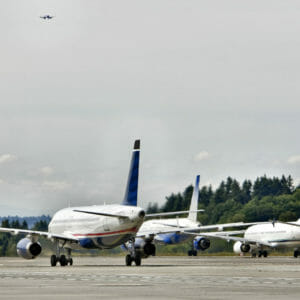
[{"x1": 0, "y1": 256, "x2": 299, "y2": 299}]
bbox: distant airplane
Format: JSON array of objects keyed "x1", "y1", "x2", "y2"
[
  {"x1": 123, "y1": 175, "x2": 258, "y2": 265},
  {"x1": 40, "y1": 15, "x2": 54, "y2": 20},
  {"x1": 201, "y1": 220, "x2": 300, "y2": 258},
  {"x1": 0, "y1": 140, "x2": 146, "y2": 267}
]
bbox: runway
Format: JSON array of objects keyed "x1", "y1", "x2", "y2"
[{"x1": 0, "y1": 256, "x2": 300, "y2": 299}]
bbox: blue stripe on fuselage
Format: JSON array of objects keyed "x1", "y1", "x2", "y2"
[
  {"x1": 79, "y1": 233, "x2": 135, "y2": 249},
  {"x1": 155, "y1": 233, "x2": 191, "y2": 245}
]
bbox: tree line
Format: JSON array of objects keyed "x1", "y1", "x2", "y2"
[
  {"x1": 147, "y1": 175, "x2": 300, "y2": 224},
  {"x1": 1, "y1": 175, "x2": 299, "y2": 256}
]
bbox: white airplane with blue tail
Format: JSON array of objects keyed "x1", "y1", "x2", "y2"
[
  {"x1": 0, "y1": 140, "x2": 146, "y2": 267},
  {"x1": 123, "y1": 175, "x2": 258, "y2": 265}
]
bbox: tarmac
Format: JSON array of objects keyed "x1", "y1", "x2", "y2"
[{"x1": 0, "y1": 256, "x2": 300, "y2": 299}]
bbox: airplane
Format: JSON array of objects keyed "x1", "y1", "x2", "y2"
[
  {"x1": 40, "y1": 15, "x2": 54, "y2": 20},
  {"x1": 123, "y1": 175, "x2": 259, "y2": 265},
  {"x1": 0, "y1": 140, "x2": 146, "y2": 267},
  {"x1": 198, "y1": 219, "x2": 300, "y2": 258}
]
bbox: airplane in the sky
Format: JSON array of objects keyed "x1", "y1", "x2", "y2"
[
  {"x1": 200, "y1": 219, "x2": 300, "y2": 258},
  {"x1": 40, "y1": 15, "x2": 54, "y2": 20},
  {"x1": 123, "y1": 175, "x2": 258, "y2": 265},
  {"x1": 0, "y1": 140, "x2": 146, "y2": 267}
]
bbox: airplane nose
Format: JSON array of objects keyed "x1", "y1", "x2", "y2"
[{"x1": 138, "y1": 210, "x2": 145, "y2": 219}]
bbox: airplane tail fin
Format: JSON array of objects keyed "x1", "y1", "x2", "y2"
[
  {"x1": 188, "y1": 175, "x2": 200, "y2": 222},
  {"x1": 122, "y1": 140, "x2": 140, "y2": 206}
]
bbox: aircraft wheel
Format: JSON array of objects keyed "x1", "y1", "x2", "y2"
[
  {"x1": 192, "y1": 250, "x2": 197, "y2": 256},
  {"x1": 134, "y1": 253, "x2": 142, "y2": 266},
  {"x1": 69, "y1": 258, "x2": 73, "y2": 266},
  {"x1": 126, "y1": 254, "x2": 132, "y2": 266},
  {"x1": 263, "y1": 251, "x2": 268, "y2": 258},
  {"x1": 188, "y1": 250, "x2": 193, "y2": 256},
  {"x1": 60, "y1": 255, "x2": 67, "y2": 266},
  {"x1": 258, "y1": 251, "x2": 262, "y2": 258},
  {"x1": 50, "y1": 255, "x2": 57, "y2": 267},
  {"x1": 251, "y1": 252, "x2": 257, "y2": 258},
  {"x1": 294, "y1": 250, "x2": 299, "y2": 258}
]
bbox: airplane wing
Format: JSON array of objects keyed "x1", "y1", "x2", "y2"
[
  {"x1": 198, "y1": 222, "x2": 265, "y2": 231},
  {"x1": 0, "y1": 227, "x2": 78, "y2": 243},
  {"x1": 145, "y1": 221, "x2": 264, "y2": 232},
  {"x1": 146, "y1": 210, "x2": 204, "y2": 218},
  {"x1": 73, "y1": 209, "x2": 130, "y2": 219},
  {"x1": 136, "y1": 228, "x2": 182, "y2": 239},
  {"x1": 183, "y1": 230, "x2": 274, "y2": 247},
  {"x1": 275, "y1": 221, "x2": 300, "y2": 228}
]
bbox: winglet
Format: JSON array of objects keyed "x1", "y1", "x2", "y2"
[
  {"x1": 188, "y1": 175, "x2": 200, "y2": 222},
  {"x1": 122, "y1": 140, "x2": 140, "y2": 206}
]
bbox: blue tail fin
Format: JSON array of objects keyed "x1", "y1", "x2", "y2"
[{"x1": 122, "y1": 140, "x2": 140, "y2": 206}]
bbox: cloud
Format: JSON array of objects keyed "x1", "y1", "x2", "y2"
[
  {"x1": 0, "y1": 154, "x2": 17, "y2": 164},
  {"x1": 42, "y1": 181, "x2": 71, "y2": 191},
  {"x1": 194, "y1": 151, "x2": 211, "y2": 162},
  {"x1": 40, "y1": 166, "x2": 54, "y2": 176},
  {"x1": 287, "y1": 155, "x2": 300, "y2": 165}
]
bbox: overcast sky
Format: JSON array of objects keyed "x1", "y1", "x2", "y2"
[{"x1": 0, "y1": 0, "x2": 299, "y2": 216}]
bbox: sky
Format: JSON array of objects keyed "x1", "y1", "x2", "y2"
[{"x1": 0, "y1": 0, "x2": 299, "y2": 216}]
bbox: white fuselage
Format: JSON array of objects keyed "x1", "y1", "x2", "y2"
[
  {"x1": 49, "y1": 204, "x2": 144, "y2": 250},
  {"x1": 245, "y1": 220, "x2": 300, "y2": 249},
  {"x1": 138, "y1": 218, "x2": 200, "y2": 244}
]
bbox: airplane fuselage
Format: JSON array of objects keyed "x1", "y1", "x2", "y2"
[
  {"x1": 49, "y1": 204, "x2": 144, "y2": 250},
  {"x1": 139, "y1": 218, "x2": 200, "y2": 245},
  {"x1": 245, "y1": 221, "x2": 300, "y2": 249}
]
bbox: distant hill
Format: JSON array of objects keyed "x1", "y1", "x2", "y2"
[{"x1": 0, "y1": 215, "x2": 51, "y2": 229}]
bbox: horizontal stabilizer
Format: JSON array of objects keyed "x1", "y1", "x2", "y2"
[
  {"x1": 73, "y1": 209, "x2": 129, "y2": 219},
  {"x1": 146, "y1": 209, "x2": 204, "y2": 218}
]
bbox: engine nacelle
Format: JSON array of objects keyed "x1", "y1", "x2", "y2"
[
  {"x1": 17, "y1": 238, "x2": 42, "y2": 259},
  {"x1": 143, "y1": 242, "x2": 156, "y2": 256},
  {"x1": 194, "y1": 236, "x2": 210, "y2": 251},
  {"x1": 133, "y1": 238, "x2": 156, "y2": 257},
  {"x1": 233, "y1": 241, "x2": 250, "y2": 254}
]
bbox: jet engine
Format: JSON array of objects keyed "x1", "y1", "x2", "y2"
[
  {"x1": 143, "y1": 242, "x2": 156, "y2": 256},
  {"x1": 134, "y1": 238, "x2": 156, "y2": 257},
  {"x1": 233, "y1": 241, "x2": 250, "y2": 254},
  {"x1": 17, "y1": 238, "x2": 42, "y2": 259},
  {"x1": 194, "y1": 236, "x2": 210, "y2": 251}
]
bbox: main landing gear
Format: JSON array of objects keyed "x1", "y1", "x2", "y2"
[
  {"x1": 125, "y1": 238, "x2": 142, "y2": 266},
  {"x1": 125, "y1": 252, "x2": 142, "y2": 266},
  {"x1": 187, "y1": 250, "x2": 197, "y2": 256},
  {"x1": 251, "y1": 250, "x2": 268, "y2": 258},
  {"x1": 51, "y1": 243, "x2": 73, "y2": 267},
  {"x1": 293, "y1": 249, "x2": 299, "y2": 258}
]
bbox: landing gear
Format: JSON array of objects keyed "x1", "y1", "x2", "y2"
[
  {"x1": 60, "y1": 254, "x2": 67, "y2": 266},
  {"x1": 50, "y1": 241, "x2": 73, "y2": 267},
  {"x1": 125, "y1": 239, "x2": 142, "y2": 266},
  {"x1": 51, "y1": 254, "x2": 57, "y2": 266},
  {"x1": 188, "y1": 250, "x2": 197, "y2": 256},
  {"x1": 258, "y1": 250, "x2": 268, "y2": 258},
  {"x1": 126, "y1": 254, "x2": 132, "y2": 266},
  {"x1": 134, "y1": 253, "x2": 142, "y2": 266},
  {"x1": 251, "y1": 252, "x2": 257, "y2": 258},
  {"x1": 263, "y1": 250, "x2": 268, "y2": 258},
  {"x1": 294, "y1": 250, "x2": 299, "y2": 258}
]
